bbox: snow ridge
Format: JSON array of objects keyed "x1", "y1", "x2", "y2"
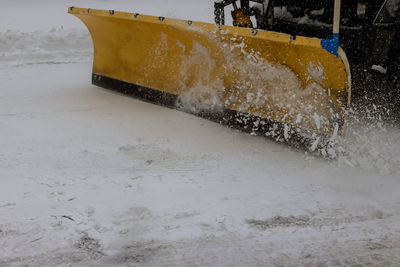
[{"x1": 0, "y1": 28, "x2": 92, "y2": 67}]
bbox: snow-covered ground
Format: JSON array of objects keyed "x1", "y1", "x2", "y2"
[{"x1": 1, "y1": 1, "x2": 400, "y2": 266}]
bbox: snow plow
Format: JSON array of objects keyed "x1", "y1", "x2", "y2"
[{"x1": 68, "y1": 0, "x2": 351, "y2": 144}]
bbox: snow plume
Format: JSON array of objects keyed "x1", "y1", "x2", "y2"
[
  {"x1": 217, "y1": 36, "x2": 339, "y2": 137},
  {"x1": 334, "y1": 112, "x2": 400, "y2": 176},
  {"x1": 177, "y1": 82, "x2": 224, "y2": 114},
  {"x1": 0, "y1": 28, "x2": 92, "y2": 67},
  {"x1": 177, "y1": 41, "x2": 224, "y2": 114},
  {"x1": 172, "y1": 28, "x2": 344, "y2": 150}
]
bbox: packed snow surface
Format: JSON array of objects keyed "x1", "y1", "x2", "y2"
[{"x1": 1, "y1": 0, "x2": 400, "y2": 266}]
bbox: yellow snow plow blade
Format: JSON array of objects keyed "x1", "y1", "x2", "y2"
[{"x1": 69, "y1": 7, "x2": 351, "y2": 137}]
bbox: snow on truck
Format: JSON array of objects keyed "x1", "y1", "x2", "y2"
[{"x1": 68, "y1": 0, "x2": 399, "y2": 148}]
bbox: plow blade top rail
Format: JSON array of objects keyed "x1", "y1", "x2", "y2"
[{"x1": 69, "y1": 7, "x2": 351, "y2": 137}]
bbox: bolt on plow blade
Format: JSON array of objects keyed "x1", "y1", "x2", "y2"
[{"x1": 69, "y1": 7, "x2": 351, "y2": 138}]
